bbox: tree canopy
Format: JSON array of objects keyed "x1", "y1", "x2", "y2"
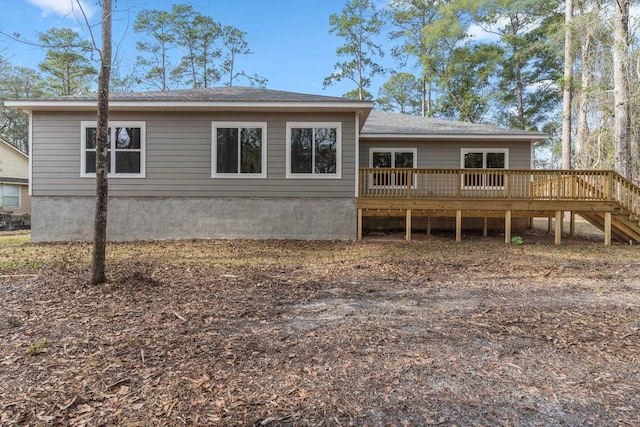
[
  {"x1": 0, "y1": 1, "x2": 639, "y2": 179},
  {"x1": 323, "y1": 0, "x2": 385, "y2": 100},
  {"x1": 38, "y1": 28, "x2": 97, "y2": 96}
]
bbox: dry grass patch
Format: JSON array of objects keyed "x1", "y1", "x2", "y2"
[{"x1": 1, "y1": 233, "x2": 639, "y2": 426}]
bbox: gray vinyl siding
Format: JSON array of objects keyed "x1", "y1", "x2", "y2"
[
  {"x1": 359, "y1": 139, "x2": 532, "y2": 169},
  {"x1": 32, "y1": 111, "x2": 357, "y2": 197}
]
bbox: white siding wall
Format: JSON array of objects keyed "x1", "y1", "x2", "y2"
[{"x1": 0, "y1": 141, "x2": 28, "y2": 180}]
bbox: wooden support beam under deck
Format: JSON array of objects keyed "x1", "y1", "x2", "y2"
[
  {"x1": 569, "y1": 212, "x2": 575, "y2": 237},
  {"x1": 406, "y1": 209, "x2": 412, "y2": 241},
  {"x1": 604, "y1": 212, "x2": 612, "y2": 245},
  {"x1": 456, "y1": 210, "x2": 462, "y2": 242},
  {"x1": 555, "y1": 210, "x2": 563, "y2": 245},
  {"x1": 505, "y1": 210, "x2": 512, "y2": 244},
  {"x1": 357, "y1": 208, "x2": 362, "y2": 241}
]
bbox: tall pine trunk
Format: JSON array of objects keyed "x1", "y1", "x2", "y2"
[
  {"x1": 561, "y1": 0, "x2": 574, "y2": 170},
  {"x1": 613, "y1": 0, "x2": 631, "y2": 179},
  {"x1": 575, "y1": 36, "x2": 591, "y2": 168},
  {"x1": 90, "y1": 0, "x2": 112, "y2": 285}
]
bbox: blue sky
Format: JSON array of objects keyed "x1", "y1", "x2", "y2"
[{"x1": 0, "y1": 0, "x2": 399, "y2": 97}]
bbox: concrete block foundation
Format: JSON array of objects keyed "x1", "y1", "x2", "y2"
[{"x1": 31, "y1": 196, "x2": 357, "y2": 242}]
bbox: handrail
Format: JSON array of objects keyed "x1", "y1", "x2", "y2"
[
  {"x1": 611, "y1": 172, "x2": 640, "y2": 219},
  {"x1": 358, "y1": 168, "x2": 640, "y2": 218}
]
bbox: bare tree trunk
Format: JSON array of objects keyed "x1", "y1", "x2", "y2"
[
  {"x1": 91, "y1": 0, "x2": 112, "y2": 285},
  {"x1": 561, "y1": 0, "x2": 574, "y2": 170},
  {"x1": 420, "y1": 76, "x2": 426, "y2": 117},
  {"x1": 613, "y1": 0, "x2": 631, "y2": 179},
  {"x1": 575, "y1": 36, "x2": 591, "y2": 169},
  {"x1": 509, "y1": 14, "x2": 526, "y2": 130},
  {"x1": 426, "y1": 80, "x2": 432, "y2": 117},
  {"x1": 576, "y1": 30, "x2": 592, "y2": 169}
]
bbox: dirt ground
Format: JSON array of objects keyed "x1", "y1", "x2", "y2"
[{"x1": 1, "y1": 228, "x2": 639, "y2": 426}]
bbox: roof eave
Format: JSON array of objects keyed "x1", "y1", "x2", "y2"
[
  {"x1": 4, "y1": 100, "x2": 374, "y2": 113},
  {"x1": 360, "y1": 133, "x2": 549, "y2": 141}
]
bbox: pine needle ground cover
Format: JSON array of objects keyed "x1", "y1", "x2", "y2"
[{"x1": 1, "y1": 231, "x2": 639, "y2": 426}]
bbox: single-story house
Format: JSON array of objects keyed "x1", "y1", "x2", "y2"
[
  {"x1": 7, "y1": 87, "x2": 639, "y2": 244},
  {"x1": 0, "y1": 137, "x2": 30, "y2": 215}
]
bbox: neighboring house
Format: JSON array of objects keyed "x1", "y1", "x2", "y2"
[
  {"x1": 0, "y1": 138, "x2": 30, "y2": 215},
  {"x1": 8, "y1": 87, "x2": 638, "y2": 244}
]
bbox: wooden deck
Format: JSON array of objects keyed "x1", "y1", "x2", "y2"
[{"x1": 357, "y1": 168, "x2": 640, "y2": 244}]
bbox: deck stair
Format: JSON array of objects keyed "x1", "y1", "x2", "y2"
[
  {"x1": 579, "y1": 208, "x2": 640, "y2": 243},
  {"x1": 573, "y1": 173, "x2": 640, "y2": 242}
]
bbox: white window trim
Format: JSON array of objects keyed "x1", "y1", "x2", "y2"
[
  {"x1": 286, "y1": 122, "x2": 342, "y2": 179},
  {"x1": 1, "y1": 184, "x2": 21, "y2": 208},
  {"x1": 211, "y1": 122, "x2": 268, "y2": 179},
  {"x1": 369, "y1": 147, "x2": 418, "y2": 189},
  {"x1": 460, "y1": 148, "x2": 509, "y2": 189},
  {"x1": 81, "y1": 121, "x2": 146, "y2": 178}
]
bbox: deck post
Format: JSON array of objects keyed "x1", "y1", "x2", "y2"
[
  {"x1": 504, "y1": 173, "x2": 510, "y2": 198},
  {"x1": 505, "y1": 211, "x2": 512, "y2": 244},
  {"x1": 406, "y1": 209, "x2": 412, "y2": 241},
  {"x1": 456, "y1": 210, "x2": 462, "y2": 242},
  {"x1": 426, "y1": 216, "x2": 431, "y2": 237},
  {"x1": 569, "y1": 212, "x2": 575, "y2": 237},
  {"x1": 555, "y1": 210, "x2": 562, "y2": 245},
  {"x1": 604, "y1": 212, "x2": 612, "y2": 245},
  {"x1": 357, "y1": 208, "x2": 363, "y2": 241},
  {"x1": 483, "y1": 217, "x2": 488, "y2": 237}
]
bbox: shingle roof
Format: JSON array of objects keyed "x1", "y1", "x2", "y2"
[
  {"x1": 361, "y1": 110, "x2": 546, "y2": 139},
  {"x1": 20, "y1": 86, "x2": 365, "y2": 104}
]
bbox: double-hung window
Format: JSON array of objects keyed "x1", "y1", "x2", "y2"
[
  {"x1": 212, "y1": 122, "x2": 267, "y2": 178},
  {"x1": 286, "y1": 122, "x2": 341, "y2": 179},
  {"x1": 1, "y1": 184, "x2": 20, "y2": 208},
  {"x1": 81, "y1": 121, "x2": 146, "y2": 178},
  {"x1": 461, "y1": 148, "x2": 508, "y2": 188},
  {"x1": 370, "y1": 148, "x2": 417, "y2": 188}
]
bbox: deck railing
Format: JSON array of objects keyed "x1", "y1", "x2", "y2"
[{"x1": 358, "y1": 168, "x2": 640, "y2": 218}]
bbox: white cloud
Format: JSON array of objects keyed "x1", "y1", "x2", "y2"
[
  {"x1": 467, "y1": 16, "x2": 512, "y2": 42},
  {"x1": 467, "y1": 23, "x2": 500, "y2": 42},
  {"x1": 27, "y1": 0, "x2": 96, "y2": 20}
]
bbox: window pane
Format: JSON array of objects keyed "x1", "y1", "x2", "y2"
[
  {"x1": 86, "y1": 151, "x2": 96, "y2": 173},
  {"x1": 87, "y1": 152, "x2": 113, "y2": 174},
  {"x1": 86, "y1": 127, "x2": 112, "y2": 149},
  {"x1": 395, "y1": 152, "x2": 414, "y2": 168},
  {"x1": 217, "y1": 128, "x2": 239, "y2": 174},
  {"x1": 86, "y1": 128, "x2": 97, "y2": 149},
  {"x1": 240, "y1": 128, "x2": 262, "y2": 174},
  {"x1": 3, "y1": 197, "x2": 19, "y2": 207},
  {"x1": 115, "y1": 152, "x2": 140, "y2": 173},
  {"x1": 314, "y1": 128, "x2": 336, "y2": 174},
  {"x1": 3, "y1": 185, "x2": 19, "y2": 197},
  {"x1": 2, "y1": 185, "x2": 20, "y2": 207},
  {"x1": 290, "y1": 128, "x2": 312, "y2": 173},
  {"x1": 116, "y1": 127, "x2": 141, "y2": 149},
  {"x1": 487, "y1": 152, "x2": 505, "y2": 169},
  {"x1": 372, "y1": 152, "x2": 392, "y2": 168},
  {"x1": 464, "y1": 152, "x2": 483, "y2": 168}
]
